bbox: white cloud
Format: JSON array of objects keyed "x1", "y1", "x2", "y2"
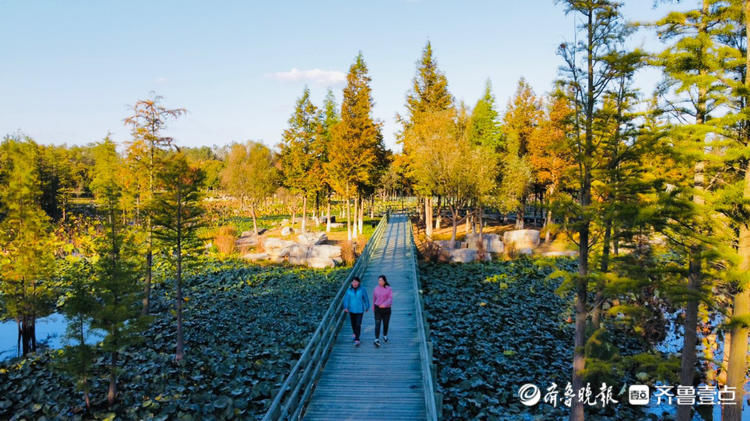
[{"x1": 266, "y1": 68, "x2": 346, "y2": 86}]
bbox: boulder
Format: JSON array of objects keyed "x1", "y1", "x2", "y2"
[
  {"x1": 449, "y1": 248, "x2": 477, "y2": 263},
  {"x1": 310, "y1": 244, "x2": 342, "y2": 259},
  {"x1": 288, "y1": 255, "x2": 308, "y2": 266},
  {"x1": 281, "y1": 226, "x2": 294, "y2": 236},
  {"x1": 503, "y1": 229, "x2": 540, "y2": 252},
  {"x1": 243, "y1": 252, "x2": 268, "y2": 261},
  {"x1": 307, "y1": 257, "x2": 336, "y2": 269},
  {"x1": 434, "y1": 240, "x2": 456, "y2": 250},
  {"x1": 284, "y1": 244, "x2": 308, "y2": 259},
  {"x1": 263, "y1": 238, "x2": 296, "y2": 252},
  {"x1": 297, "y1": 231, "x2": 328, "y2": 246},
  {"x1": 518, "y1": 248, "x2": 534, "y2": 256},
  {"x1": 329, "y1": 222, "x2": 344, "y2": 229},
  {"x1": 464, "y1": 234, "x2": 504, "y2": 254}
]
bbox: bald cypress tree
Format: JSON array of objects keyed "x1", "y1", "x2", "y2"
[
  {"x1": 400, "y1": 42, "x2": 454, "y2": 238},
  {"x1": 326, "y1": 52, "x2": 383, "y2": 241},
  {"x1": 0, "y1": 137, "x2": 56, "y2": 356},
  {"x1": 280, "y1": 87, "x2": 319, "y2": 233},
  {"x1": 652, "y1": 3, "x2": 731, "y2": 419}
]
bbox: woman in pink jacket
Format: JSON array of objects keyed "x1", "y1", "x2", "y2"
[{"x1": 372, "y1": 274, "x2": 393, "y2": 347}]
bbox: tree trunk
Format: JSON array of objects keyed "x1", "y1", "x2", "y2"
[
  {"x1": 326, "y1": 195, "x2": 332, "y2": 233},
  {"x1": 425, "y1": 197, "x2": 433, "y2": 239},
  {"x1": 435, "y1": 196, "x2": 441, "y2": 230},
  {"x1": 175, "y1": 194, "x2": 184, "y2": 363},
  {"x1": 358, "y1": 196, "x2": 364, "y2": 235},
  {"x1": 450, "y1": 206, "x2": 458, "y2": 244},
  {"x1": 346, "y1": 188, "x2": 352, "y2": 242},
  {"x1": 143, "y1": 245, "x2": 152, "y2": 315},
  {"x1": 251, "y1": 204, "x2": 258, "y2": 235},
  {"x1": 315, "y1": 192, "x2": 320, "y2": 227},
  {"x1": 724, "y1": 18, "x2": 750, "y2": 412},
  {"x1": 107, "y1": 350, "x2": 118, "y2": 405},
  {"x1": 570, "y1": 9, "x2": 594, "y2": 421},
  {"x1": 302, "y1": 195, "x2": 308, "y2": 233},
  {"x1": 678, "y1": 5, "x2": 709, "y2": 419},
  {"x1": 370, "y1": 196, "x2": 375, "y2": 219},
  {"x1": 592, "y1": 216, "x2": 612, "y2": 330},
  {"x1": 516, "y1": 198, "x2": 525, "y2": 229}
]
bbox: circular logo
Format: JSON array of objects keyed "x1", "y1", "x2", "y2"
[{"x1": 519, "y1": 383, "x2": 541, "y2": 406}]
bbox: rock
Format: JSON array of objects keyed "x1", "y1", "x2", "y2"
[
  {"x1": 243, "y1": 252, "x2": 268, "y2": 261},
  {"x1": 307, "y1": 257, "x2": 336, "y2": 269},
  {"x1": 284, "y1": 244, "x2": 308, "y2": 259},
  {"x1": 310, "y1": 244, "x2": 342, "y2": 259},
  {"x1": 263, "y1": 238, "x2": 296, "y2": 252},
  {"x1": 235, "y1": 234, "x2": 258, "y2": 247},
  {"x1": 281, "y1": 218, "x2": 289, "y2": 226},
  {"x1": 288, "y1": 255, "x2": 308, "y2": 265},
  {"x1": 503, "y1": 229, "x2": 540, "y2": 252},
  {"x1": 541, "y1": 250, "x2": 578, "y2": 257},
  {"x1": 518, "y1": 248, "x2": 534, "y2": 256},
  {"x1": 434, "y1": 240, "x2": 456, "y2": 250},
  {"x1": 463, "y1": 234, "x2": 504, "y2": 254},
  {"x1": 297, "y1": 232, "x2": 328, "y2": 246},
  {"x1": 329, "y1": 222, "x2": 344, "y2": 229},
  {"x1": 281, "y1": 226, "x2": 294, "y2": 236},
  {"x1": 449, "y1": 248, "x2": 477, "y2": 263}
]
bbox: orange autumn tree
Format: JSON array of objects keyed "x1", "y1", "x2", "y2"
[{"x1": 528, "y1": 93, "x2": 575, "y2": 242}]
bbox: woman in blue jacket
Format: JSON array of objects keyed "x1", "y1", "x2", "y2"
[{"x1": 343, "y1": 276, "x2": 369, "y2": 346}]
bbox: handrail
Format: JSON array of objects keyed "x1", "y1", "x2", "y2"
[
  {"x1": 263, "y1": 216, "x2": 388, "y2": 421},
  {"x1": 408, "y1": 218, "x2": 441, "y2": 421}
]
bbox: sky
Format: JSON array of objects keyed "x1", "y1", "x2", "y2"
[{"x1": 0, "y1": 0, "x2": 688, "y2": 152}]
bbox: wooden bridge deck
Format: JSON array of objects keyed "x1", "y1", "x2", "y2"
[{"x1": 303, "y1": 214, "x2": 429, "y2": 420}]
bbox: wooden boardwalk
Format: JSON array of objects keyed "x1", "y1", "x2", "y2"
[{"x1": 303, "y1": 214, "x2": 430, "y2": 420}]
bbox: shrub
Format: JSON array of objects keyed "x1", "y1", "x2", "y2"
[{"x1": 213, "y1": 226, "x2": 237, "y2": 255}]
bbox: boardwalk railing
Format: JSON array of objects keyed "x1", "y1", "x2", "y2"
[
  {"x1": 408, "y1": 219, "x2": 441, "y2": 421},
  {"x1": 263, "y1": 216, "x2": 388, "y2": 421}
]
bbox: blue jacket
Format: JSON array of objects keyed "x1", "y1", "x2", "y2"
[{"x1": 343, "y1": 286, "x2": 370, "y2": 314}]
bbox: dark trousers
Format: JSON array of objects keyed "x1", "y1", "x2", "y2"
[
  {"x1": 374, "y1": 306, "x2": 391, "y2": 338},
  {"x1": 349, "y1": 312, "x2": 363, "y2": 340}
]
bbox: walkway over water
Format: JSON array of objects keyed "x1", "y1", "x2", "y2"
[{"x1": 263, "y1": 214, "x2": 438, "y2": 421}]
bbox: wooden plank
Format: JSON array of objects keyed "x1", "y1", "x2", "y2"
[{"x1": 303, "y1": 215, "x2": 430, "y2": 420}]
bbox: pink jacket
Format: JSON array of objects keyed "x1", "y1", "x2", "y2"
[{"x1": 373, "y1": 285, "x2": 393, "y2": 308}]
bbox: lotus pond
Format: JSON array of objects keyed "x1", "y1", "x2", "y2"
[
  {"x1": 0, "y1": 261, "x2": 347, "y2": 420},
  {"x1": 420, "y1": 258, "x2": 667, "y2": 421}
]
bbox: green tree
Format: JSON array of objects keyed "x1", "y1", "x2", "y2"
[
  {"x1": 556, "y1": 1, "x2": 628, "y2": 419},
  {"x1": 90, "y1": 138, "x2": 149, "y2": 405},
  {"x1": 124, "y1": 94, "x2": 187, "y2": 314},
  {"x1": 0, "y1": 137, "x2": 56, "y2": 356},
  {"x1": 652, "y1": 3, "x2": 732, "y2": 418},
  {"x1": 152, "y1": 152, "x2": 205, "y2": 362},
  {"x1": 56, "y1": 258, "x2": 96, "y2": 410},
  {"x1": 326, "y1": 52, "x2": 383, "y2": 241},
  {"x1": 467, "y1": 80, "x2": 503, "y2": 150},
  {"x1": 319, "y1": 90, "x2": 340, "y2": 232},
  {"x1": 280, "y1": 87, "x2": 319, "y2": 233},
  {"x1": 501, "y1": 79, "x2": 541, "y2": 228},
  {"x1": 399, "y1": 41, "x2": 454, "y2": 238},
  {"x1": 221, "y1": 142, "x2": 278, "y2": 235}
]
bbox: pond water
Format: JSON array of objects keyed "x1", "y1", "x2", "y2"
[
  {"x1": 646, "y1": 311, "x2": 750, "y2": 420},
  {"x1": 0, "y1": 314, "x2": 103, "y2": 362}
]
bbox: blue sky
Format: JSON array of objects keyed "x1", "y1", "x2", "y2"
[{"x1": 1, "y1": 1, "x2": 685, "y2": 152}]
